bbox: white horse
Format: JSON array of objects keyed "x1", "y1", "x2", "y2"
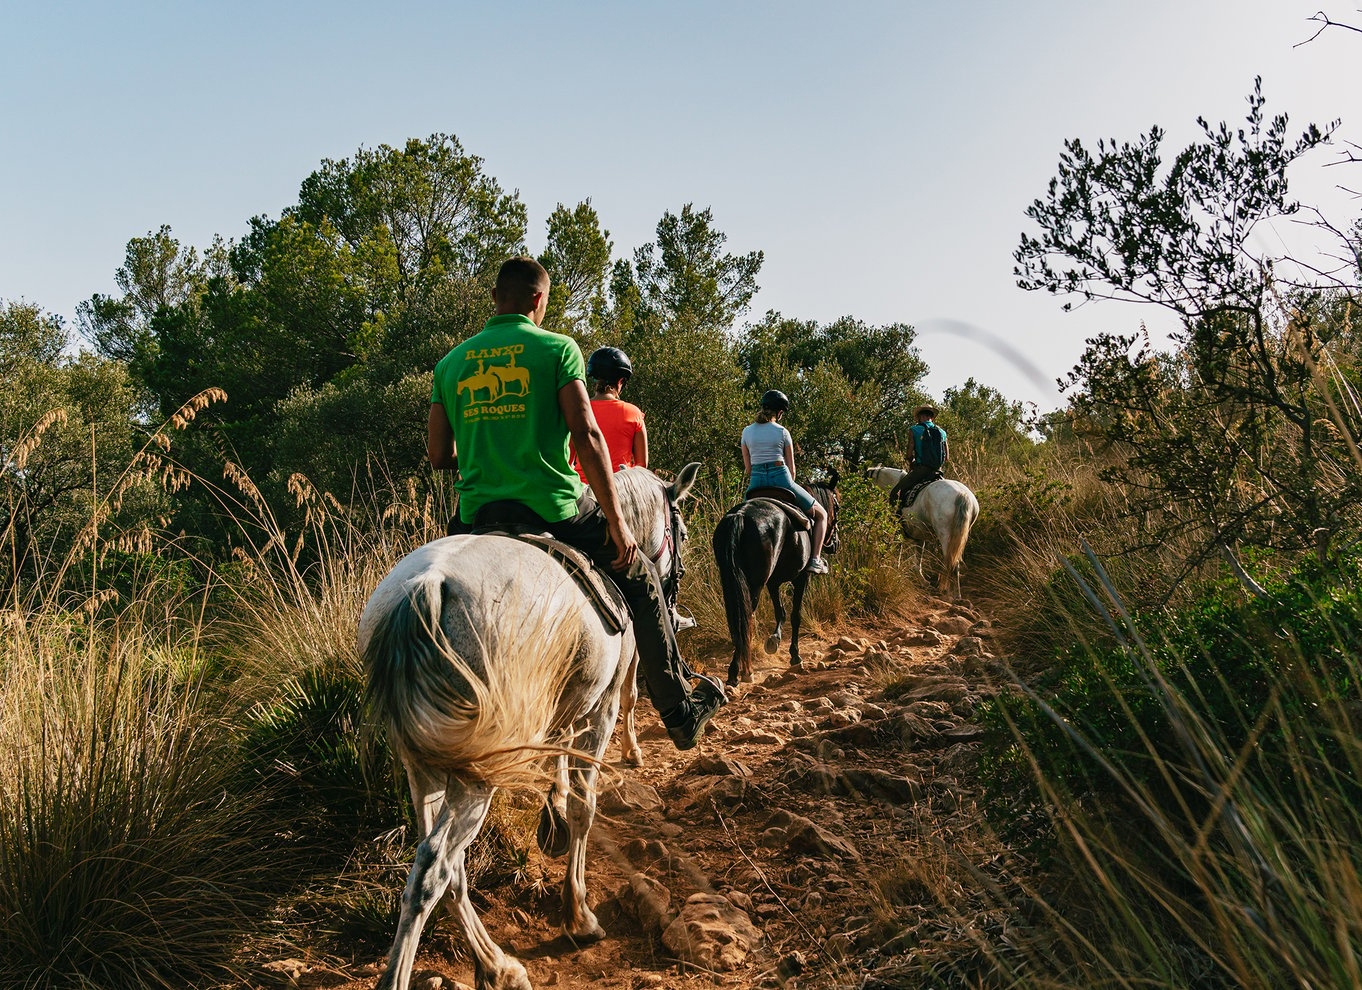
[
  {"x1": 360, "y1": 465, "x2": 699, "y2": 990},
  {"x1": 865, "y1": 465, "x2": 979, "y2": 599}
]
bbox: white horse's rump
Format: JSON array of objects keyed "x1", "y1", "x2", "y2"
[
  {"x1": 361, "y1": 538, "x2": 622, "y2": 783},
  {"x1": 361, "y1": 465, "x2": 697, "y2": 990},
  {"x1": 866, "y1": 465, "x2": 979, "y2": 598}
]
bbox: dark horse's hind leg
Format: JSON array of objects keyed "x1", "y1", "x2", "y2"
[
  {"x1": 763, "y1": 579, "x2": 786, "y2": 656},
  {"x1": 789, "y1": 572, "x2": 810, "y2": 669}
]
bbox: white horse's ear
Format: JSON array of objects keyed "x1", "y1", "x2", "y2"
[{"x1": 669, "y1": 462, "x2": 702, "y2": 501}]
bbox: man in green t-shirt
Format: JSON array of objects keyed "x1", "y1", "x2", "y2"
[{"x1": 428, "y1": 257, "x2": 725, "y2": 750}]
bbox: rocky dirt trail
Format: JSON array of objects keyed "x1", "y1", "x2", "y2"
[{"x1": 286, "y1": 601, "x2": 1003, "y2": 990}]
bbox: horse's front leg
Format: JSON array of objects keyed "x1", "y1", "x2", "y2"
[
  {"x1": 563, "y1": 700, "x2": 620, "y2": 943},
  {"x1": 789, "y1": 572, "x2": 809, "y2": 669},
  {"x1": 763, "y1": 579, "x2": 786, "y2": 656},
  {"x1": 618, "y1": 639, "x2": 643, "y2": 767}
]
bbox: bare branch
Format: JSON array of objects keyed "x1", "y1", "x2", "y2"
[
  {"x1": 1218, "y1": 544, "x2": 1272, "y2": 601},
  {"x1": 1295, "y1": 9, "x2": 1362, "y2": 47}
]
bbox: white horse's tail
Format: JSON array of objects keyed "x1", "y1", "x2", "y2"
[
  {"x1": 362, "y1": 571, "x2": 582, "y2": 790},
  {"x1": 943, "y1": 492, "x2": 975, "y2": 577}
]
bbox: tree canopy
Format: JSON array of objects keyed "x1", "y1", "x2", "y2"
[{"x1": 1017, "y1": 82, "x2": 1360, "y2": 573}]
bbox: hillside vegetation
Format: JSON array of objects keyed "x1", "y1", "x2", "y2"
[{"x1": 2, "y1": 77, "x2": 1360, "y2": 989}]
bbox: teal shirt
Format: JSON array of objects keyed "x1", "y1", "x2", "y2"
[
  {"x1": 911, "y1": 420, "x2": 947, "y2": 463},
  {"x1": 432, "y1": 314, "x2": 586, "y2": 524}
]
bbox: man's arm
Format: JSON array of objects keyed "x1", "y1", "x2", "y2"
[
  {"x1": 559, "y1": 380, "x2": 638, "y2": 571},
  {"x1": 428, "y1": 403, "x2": 457, "y2": 470}
]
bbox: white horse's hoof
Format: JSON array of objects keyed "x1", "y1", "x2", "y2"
[
  {"x1": 763, "y1": 634, "x2": 781, "y2": 654},
  {"x1": 479, "y1": 958, "x2": 532, "y2": 990},
  {"x1": 536, "y1": 806, "x2": 570, "y2": 859},
  {"x1": 565, "y1": 916, "x2": 606, "y2": 944},
  {"x1": 621, "y1": 747, "x2": 643, "y2": 768}
]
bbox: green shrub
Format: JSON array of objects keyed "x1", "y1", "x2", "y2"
[
  {"x1": 973, "y1": 549, "x2": 1362, "y2": 989},
  {"x1": 241, "y1": 666, "x2": 409, "y2": 856},
  {"x1": 982, "y1": 550, "x2": 1362, "y2": 808}
]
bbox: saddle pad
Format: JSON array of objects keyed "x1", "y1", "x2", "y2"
[
  {"x1": 732, "y1": 497, "x2": 812, "y2": 531},
  {"x1": 511, "y1": 533, "x2": 630, "y2": 635},
  {"x1": 901, "y1": 472, "x2": 944, "y2": 511}
]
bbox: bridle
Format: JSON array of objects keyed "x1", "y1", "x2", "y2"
[{"x1": 650, "y1": 493, "x2": 687, "y2": 609}]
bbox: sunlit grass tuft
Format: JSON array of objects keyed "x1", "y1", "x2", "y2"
[{"x1": 0, "y1": 610, "x2": 275, "y2": 989}]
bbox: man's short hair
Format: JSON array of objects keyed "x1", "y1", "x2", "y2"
[{"x1": 495, "y1": 257, "x2": 550, "y2": 312}]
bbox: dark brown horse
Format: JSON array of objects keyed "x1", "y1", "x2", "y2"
[{"x1": 712, "y1": 469, "x2": 839, "y2": 687}]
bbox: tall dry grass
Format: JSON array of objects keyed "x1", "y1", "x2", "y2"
[
  {"x1": 0, "y1": 405, "x2": 540, "y2": 984},
  {"x1": 0, "y1": 605, "x2": 275, "y2": 988}
]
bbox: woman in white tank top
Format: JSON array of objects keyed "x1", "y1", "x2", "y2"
[{"x1": 740, "y1": 390, "x2": 830, "y2": 574}]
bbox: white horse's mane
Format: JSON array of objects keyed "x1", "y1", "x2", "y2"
[{"x1": 609, "y1": 468, "x2": 674, "y2": 559}]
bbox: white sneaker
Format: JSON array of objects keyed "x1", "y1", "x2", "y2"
[
  {"x1": 806, "y1": 556, "x2": 829, "y2": 574},
  {"x1": 672, "y1": 610, "x2": 697, "y2": 631}
]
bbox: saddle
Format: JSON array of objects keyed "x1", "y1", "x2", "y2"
[
  {"x1": 512, "y1": 534, "x2": 629, "y2": 635},
  {"x1": 898, "y1": 471, "x2": 944, "y2": 511},
  {"x1": 742, "y1": 488, "x2": 812, "y2": 531},
  {"x1": 461, "y1": 501, "x2": 630, "y2": 635}
]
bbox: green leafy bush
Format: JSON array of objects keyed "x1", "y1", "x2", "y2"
[
  {"x1": 982, "y1": 550, "x2": 1362, "y2": 810},
  {"x1": 968, "y1": 549, "x2": 1362, "y2": 989},
  {"x1": 241, "y1": 667, "x2": 409, "y2": 855}
]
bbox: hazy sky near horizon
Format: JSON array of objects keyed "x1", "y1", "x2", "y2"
[{"x1": 2, "y1": 0, "x2": 1359, "y2": 411}]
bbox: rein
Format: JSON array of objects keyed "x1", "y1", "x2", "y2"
[{"x1": 652, "y1": 495, "x2": 685, "y2": 609}]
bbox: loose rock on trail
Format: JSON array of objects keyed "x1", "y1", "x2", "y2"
[{"x1": 277, "y1": 602, "x2": 1006, "y2": 990}]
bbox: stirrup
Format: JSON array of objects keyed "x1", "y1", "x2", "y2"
[{"x1": 672, "y1": 607, "x2": 697, "y2": 631}]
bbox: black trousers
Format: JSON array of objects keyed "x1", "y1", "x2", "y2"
[
  {"x1": 890, "y1": 465, "x2": 941, "y2": 508},
  {"x1": 451, "y1": 493, "x2": 692, "y2": 717}
]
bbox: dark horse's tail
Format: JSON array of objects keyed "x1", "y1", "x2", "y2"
[{"x1": 713, "y1": 508, "x2": 762, "y2": 685}]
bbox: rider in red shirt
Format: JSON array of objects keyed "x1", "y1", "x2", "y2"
[
  {"x1": 571, "y1": 347, "x2": 648, "y2": 480},
  {"x1": 570, "y1": 347, "x2": 698, "y2": 631}
]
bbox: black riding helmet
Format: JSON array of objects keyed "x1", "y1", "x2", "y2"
[
  {"x1": 760, "y1": 389, "x2": 790, "y2": 413},
  {"x1": 587, "y1": 346, "x2": 633, "y2": 383}
]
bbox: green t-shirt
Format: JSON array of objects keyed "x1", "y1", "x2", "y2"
[{"x1": 432, "y1": 314, "x2": 586, "y2": 524}]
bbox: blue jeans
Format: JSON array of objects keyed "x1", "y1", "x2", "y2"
[{"x1": 747, "y1": 462, "x2": 816, "y2": 512}]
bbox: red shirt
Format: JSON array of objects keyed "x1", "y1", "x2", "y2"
[{"x1": 572, "y1": 398, "x2": 645, "y2": 481}]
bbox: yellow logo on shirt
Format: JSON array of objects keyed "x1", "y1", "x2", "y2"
[{"x1": 458, "y1": 354, "x2": 531, "y2": 420}]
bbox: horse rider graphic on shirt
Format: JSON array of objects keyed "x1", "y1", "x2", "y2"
[{"x1": 457, "y1": 348, "x2": 532, "y2": 420}]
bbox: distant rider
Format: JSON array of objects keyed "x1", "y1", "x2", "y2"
[
  {"x1": 427, "y1": 257, "x2": 726, "y2": 750},
  {"x1": 889, "y1": 404, "x2": 948, "y2": 509},
  {"x1": 740, "y1": 390, "x2": 830, "y2": 574},
  {"x1": 570, "y1": 346, "x2": 648, "y2": 478}
]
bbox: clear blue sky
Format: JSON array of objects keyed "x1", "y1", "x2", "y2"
[{"x1": 2, "y1": 0, "x2": 1358, "y2": 410}]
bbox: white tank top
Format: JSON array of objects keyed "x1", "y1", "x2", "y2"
[{"x1": 741, "y1": 421, "x2": 791, "y2": 464}]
